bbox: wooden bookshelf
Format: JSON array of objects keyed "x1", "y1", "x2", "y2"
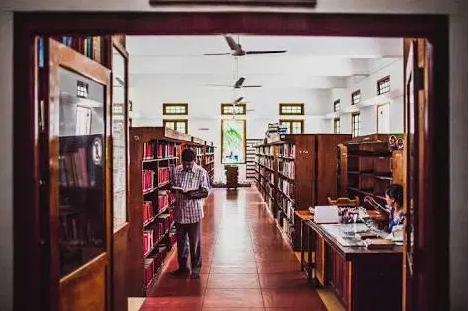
[
  {"x1": 127, "y1": 127, "x2": 214, "y2": 296},
  {"x1": 204, "y1": 141, "x2": 216, "y2": 183},
  {"x1": 255, "y1": 134, "x2": 351, "y2": 250},
  {"x1": 127, "y1": 127, "x2": 186, "y2": 297},
  {"x1": 338, "y1": 134, "x2": 405, "y2": 222}
]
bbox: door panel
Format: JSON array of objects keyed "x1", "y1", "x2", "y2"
[
  {"x1": 403, "y1": 38, "x2": 434, "y2": 311},
  {"x1": 46, "y1": 38, "x2": 112, "y2": 311}
]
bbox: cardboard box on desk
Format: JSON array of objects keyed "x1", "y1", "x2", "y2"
[{"x1": 314, "y1": 206, "x2": 340, "y2": 224}]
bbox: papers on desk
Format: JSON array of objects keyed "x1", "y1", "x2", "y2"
[{"x1": 314, "y1": 206, "x2": 339, "y2": 224}]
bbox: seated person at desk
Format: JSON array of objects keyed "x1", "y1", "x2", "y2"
[{"x1": 364, "y1": 183, "x2": 405, "y2": 233}]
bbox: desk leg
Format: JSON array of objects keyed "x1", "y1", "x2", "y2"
[
  {"x1": 300, "y1": 220, "x2": 304, "y2": 271},
  {"x1": 307, "y1": 226, "x2": 312, "y2": 282}
]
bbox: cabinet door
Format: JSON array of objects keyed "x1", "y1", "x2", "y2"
[
  {"x1": 45, "y1": 38, "x2": 112, "y2": 311},
  {"x1": 315, "y1": 235, "x2": 326, "y2": 285}
]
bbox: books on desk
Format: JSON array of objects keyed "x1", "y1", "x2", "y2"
[{"x1": 364, "y1": 238, "x2": 395, "y2": 249}]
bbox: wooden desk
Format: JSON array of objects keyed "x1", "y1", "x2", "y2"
[{"x1": 304, "y1": 220, "x2": 403, "y2": 311}]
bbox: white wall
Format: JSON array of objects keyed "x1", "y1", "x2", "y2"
[
  {"x1": 327, "y1": 58, "x2": 404, "y2": 135},
  {"x1": 0, "y1": 2, "x2": 466, "y2": 311},
  {"x1": 130, "y1": 85, "x2": 331, "y2": 181}
]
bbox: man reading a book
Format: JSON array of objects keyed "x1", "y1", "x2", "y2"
[{"x1": 170, "y1": 148, "x2": 210, "y2": 279}]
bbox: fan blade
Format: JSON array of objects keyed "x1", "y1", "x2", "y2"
[
  {"x1": 245, "y1": 50, "x2": 287, "y2": 55},
  {"x1": 203, "y1": 53, "x2": 231, "y2": 56},
  {"x1": 234, "y1": 77, "x2": 245, "y2": 88},
  {"x1": 204, "y1": 84, "x2": 233, "y2": 87},
  {"x1": 242, "y1": 85, "x2": 262, "y2": 88},
  {"x1": 234, "y1": 96, "x2": 244, "y2": 103},
  {"x1": 224, "y1": 35, "x2": 240, "y2": 51}
]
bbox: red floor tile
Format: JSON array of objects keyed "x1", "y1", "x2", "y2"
[
  {"x1": 261, "y1": 288, "x2": 327, "y2": 309},
  {"x1": 203, "y1": 288, "x2": 264, "y2": 308},
  {"x1": 206, "y1": 273, "x2": 260, "y2": 289}
]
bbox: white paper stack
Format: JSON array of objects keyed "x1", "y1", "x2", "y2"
[{"x1": 314, "y1": 205, "x2": 339, "y2": 224}]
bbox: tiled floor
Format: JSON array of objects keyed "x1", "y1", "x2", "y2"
[{"x1": 138, "y1": 187, "x2": 329, "y2": 311}]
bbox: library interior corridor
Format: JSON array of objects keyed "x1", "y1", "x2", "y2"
[{"x1": 131, "y1": 187, "x2": 330, "y2": 311}]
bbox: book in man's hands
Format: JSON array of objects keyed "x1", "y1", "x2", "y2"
[{"x1": 171, "y1": 186, "x2": 200, "y2": 193}]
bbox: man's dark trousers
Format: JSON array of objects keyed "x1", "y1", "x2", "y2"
[{"x1": 176, "y1": 221, "x2": 202, "y2": 274}]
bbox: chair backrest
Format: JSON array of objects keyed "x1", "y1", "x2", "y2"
[{"x1": 327, "y1": 196, "x2": 360, "y2": 207}]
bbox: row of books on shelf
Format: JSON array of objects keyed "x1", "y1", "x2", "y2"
[
  {"x1": 144, "y1": 245, "x2": 168, "y2": 288},
  {"x1": 142, "y1": 192, "x2": 175, "y2": 225},
  {"x1": 143, "y1": 228, "x2": 177, "y2": 289},
  {"x1": 142, "y1": 170, "x2": 156, "y2": 192},
  {"x1": 143, "y1": 214, "x2": 174, "y2": 256},
  {"x1": 59, "y1": 36, "x2": 102, "y2": 63},
  {"x1": 279, "y1": 197, "x2": 295, "y2": 221},
  {"x1": 142, "y1": 167, "x2": 173, "y2": 192},
  {"x1": 258, "y1": 157, "x2": 274, "y2": 170},
  {"x1": 279, "y1": 160, "x2": 295, "y2": 179},
  {"x1": 196, "y1": 146, "x2": 203, "y2": 156},
  {"x1": 259, "y1": 169, "x2": 275, "y2": 185},
  {"x1": 278, "y1": 143, "x2": 296, "y2": 158},
  {"x1": 59, "y1": 148, "x2": 98, "y2": 188},
  {"x1": 278, "y1": 178, "x2": 294, "y2": 199},
  {"x1": 143, "y1": 141, "x2": 178, "y2": 160},
  {"x1": 256, "y1": 145, "x2": 274, "y2": 156}
]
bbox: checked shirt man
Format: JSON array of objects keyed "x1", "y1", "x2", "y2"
[{"x1": 170, "y1": 148, "x2": 210, "y2": 279}]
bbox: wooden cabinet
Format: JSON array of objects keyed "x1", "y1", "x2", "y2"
[
  {"x1": 315, "y1": 235, "x2": 326, "y2": 286},
  {"x1": 338, "y1": 134, "x2": 405, "y2": 215},
  {"x1": 328, "y1": 247, "x2": 352, "y2": 310}
]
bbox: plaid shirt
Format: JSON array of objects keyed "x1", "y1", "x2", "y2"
[{"x1": 171, "y1": 164, "x2": 210, "y2": 224}]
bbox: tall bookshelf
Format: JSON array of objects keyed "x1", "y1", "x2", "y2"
[
  {"x1": 338, "y1": 134, "x2": 405, "y2": 221},
  {"x1": 255, "y1": 134, "x2": 351, "y2": 250},
  {"x1": 254, "y1": 143, "x2": 278, "y2": 216},
  {"x1": 128, "y1": 127, "x2": 215, "y2": 296},
  {"x1": 204, "y1": 141, "x2": 216, "y2": 183},
  {"x1": 246, "y1": 139, "x2": 263, "y2": 180},
  {"x1": 128, "y1": 127, "x2": 190, "y2": 296}
]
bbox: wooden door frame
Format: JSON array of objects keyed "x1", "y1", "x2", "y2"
[{"x1": 13, "y1": 11, "x2": 449, "y2": 311}]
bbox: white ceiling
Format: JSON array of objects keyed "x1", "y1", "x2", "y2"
[{"x1": 127, "y1": 35, "x2": 403, "y2": 89}]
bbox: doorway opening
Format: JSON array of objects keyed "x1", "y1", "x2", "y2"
[{"x1": 14, "y1": 12, "x2": 449, "y2": 311}]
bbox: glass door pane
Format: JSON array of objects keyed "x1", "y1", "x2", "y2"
[
  {"x1": 112, "y1": 46, "x2": 127, "y2": 231},
  {"x1": 58, "y1": 66, "x2": 106, "y2": 276}
]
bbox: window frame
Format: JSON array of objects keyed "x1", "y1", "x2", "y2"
[
  {"x1": 377, "y1": 76, "x2": 391, "y2": 95},
  {"x1": 163, "y1": 103, "x2": 189, "y2": 115},
  {"x1": 279, "y1": 103, "x2": 304, "y2": 116},
  {"x1": 221, "y1": 103, "x2": 246, "y2": 115},
  {"x1": 333, "y1": 99, "x2": 340, "y2": 112},
  {"x1": 351, "y1": 112, "x2": 360, "y2": 137},
  {"x1": 351, "y1": 90, "x2": 361, "y2": 106},
  {"x1": 333, "y1": 118, "x2": 340, "y2": 134},
  {"x1": 279, "y1": 119, "x2": 304, "y2": 134},
  {"x1": 163, "y1": 119, "x2": 188, "y2": 134}
]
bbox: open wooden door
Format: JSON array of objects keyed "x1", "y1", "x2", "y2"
[
  {"x1": 42, "y1": 38, "x2": 112, "y2": 311},
  {"x1": 403, "y1": 38, "x2": 436, "y2": 311}
]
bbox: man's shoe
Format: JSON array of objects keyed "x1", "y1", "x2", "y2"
[
  {"x1": 169, "y1": 268, "x2": 189, "y2": 276},
  {"x1": 190, "y1": 273, "x2": 200, "y2": 279}
]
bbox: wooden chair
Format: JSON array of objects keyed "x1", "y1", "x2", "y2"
[{"x1": 327, "y1": 196, "x2": 360, "y2": 207}]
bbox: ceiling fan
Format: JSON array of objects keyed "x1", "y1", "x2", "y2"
[
  {"x1": 205, "y1": 77, "x2": 262, "y2": 89},
  {"x1": 204, "y1": 35, "x2": 287, "y2": 57}
]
